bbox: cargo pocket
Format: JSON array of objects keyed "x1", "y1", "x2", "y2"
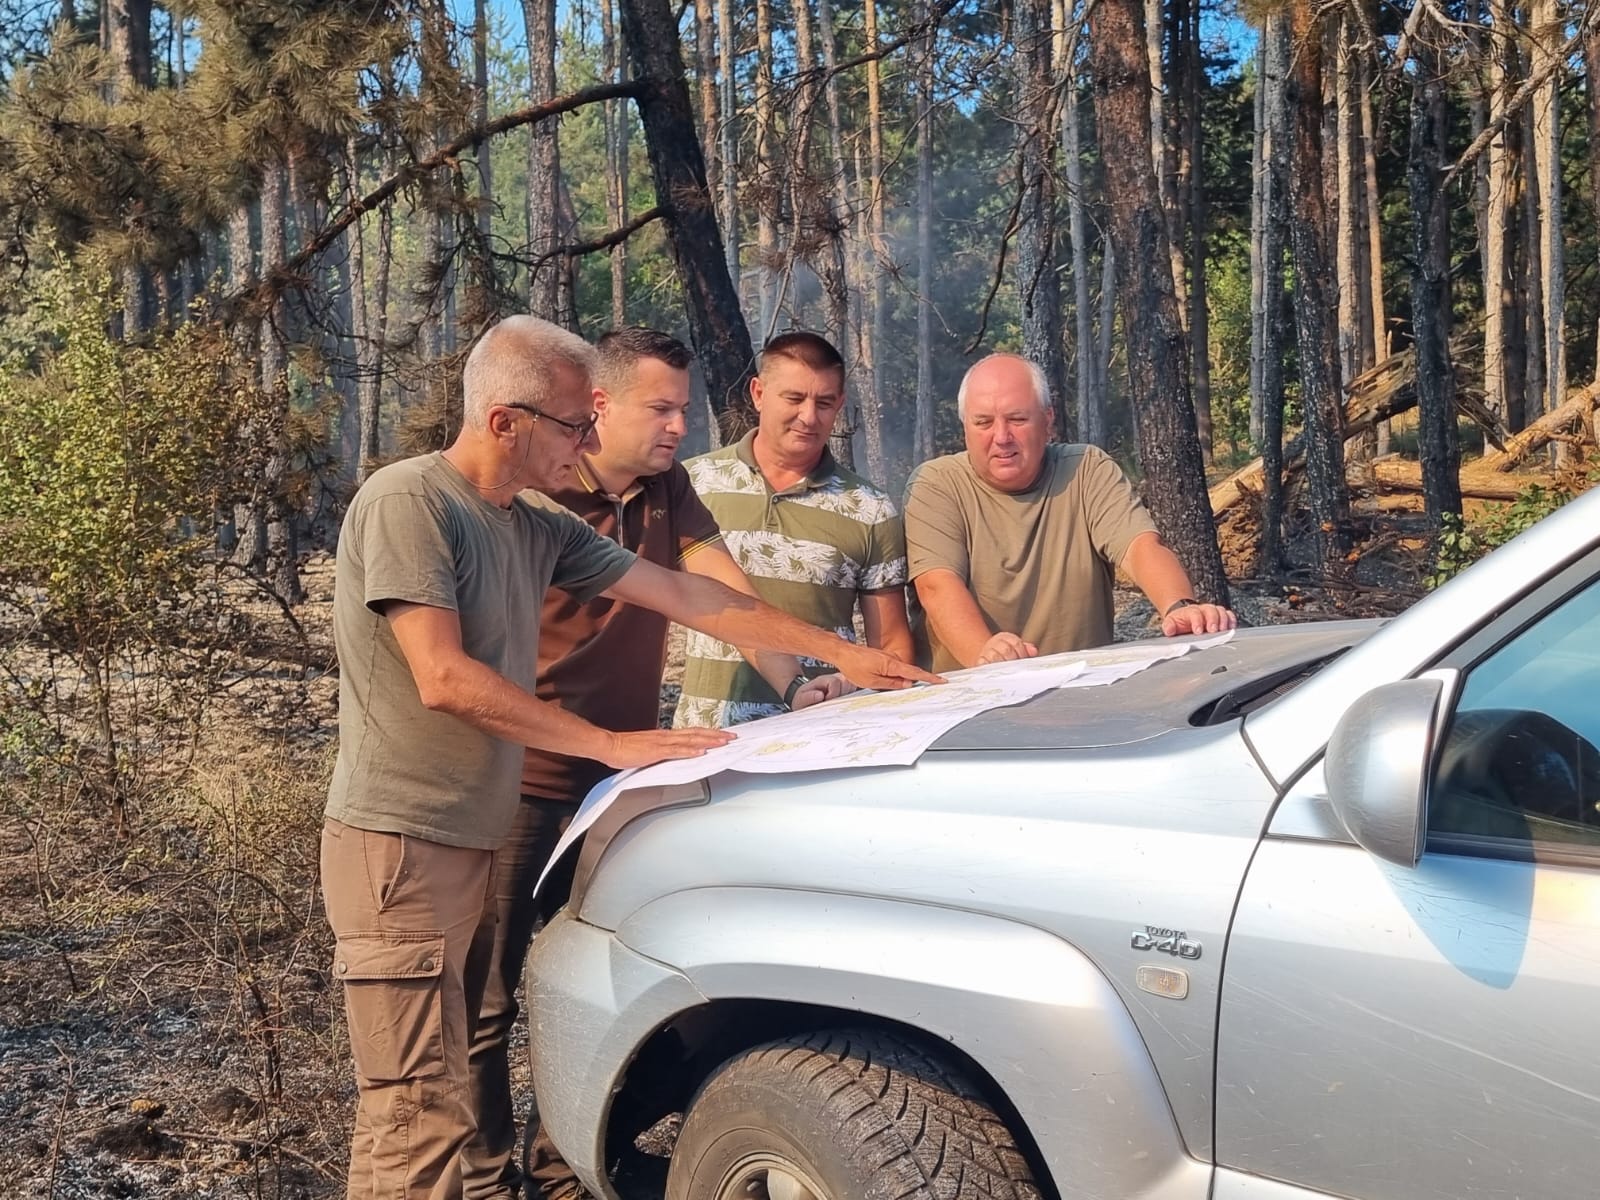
[{"x1": 334, "y1": 931, "x2": 447, "y2": 1084}]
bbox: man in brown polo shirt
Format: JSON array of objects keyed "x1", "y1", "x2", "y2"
[{"x1": 463, "y1": 329, "x2": 849, "y2": 1200}]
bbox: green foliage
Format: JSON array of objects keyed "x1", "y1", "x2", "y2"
[
  {"x1": 1428, "y1": 481, "x2": 1587, "y2": 588},
  {"x1": 0, "y1": 259, "x2": 266, "y2": 653},
  {"x1": 0, "y1": 257, "x2": 276, "y2": 819}
]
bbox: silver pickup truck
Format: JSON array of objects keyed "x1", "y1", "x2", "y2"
[{"x1": 528, "y1": 486, "x2": 1600, "y2": 1200}]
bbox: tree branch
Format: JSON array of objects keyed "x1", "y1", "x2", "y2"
[
  {"x1": 809, "y1": 0, "x2": 963, "y2": 81},
  {"x1": 225, "y1": 79, "x2": 644, "y2": 318},
  {"x1": 556, "y1": 207, "x2": 663, "y2": 262},
  {"x1": 1440, "y1": 3, "x2": 1598, "y2": 190}
]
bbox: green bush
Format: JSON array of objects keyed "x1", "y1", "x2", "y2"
[
  {"x1": 0, "y1": 258, "x2": 274, "y2": 826},
  {"x1": 1428, "y1": 481, "x2": 1587, "y2": 588}
]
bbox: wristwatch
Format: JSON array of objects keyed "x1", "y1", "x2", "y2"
[
  {"x1": 1163, "y1": 597, "x2": 1199, "y2": 617},
  {"x1": 782, "y1": 673, "x2": 810, "y2": 709}
]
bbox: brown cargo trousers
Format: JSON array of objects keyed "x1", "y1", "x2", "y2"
[
  {"x1": 321, "y1": 818, "x2": 499, "y2": 1200},
  {"x1": 463, "y1": 795, "x2": 578, "y2": 1200}
]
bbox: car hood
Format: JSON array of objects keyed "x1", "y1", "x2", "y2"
[{"x1": 929, "y1": 621, "x2": 1381, "y2": 752}]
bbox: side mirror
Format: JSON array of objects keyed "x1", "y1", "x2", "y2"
[{"x1": 1325, "y1": 676, "x2": 1451, "y2": 867}]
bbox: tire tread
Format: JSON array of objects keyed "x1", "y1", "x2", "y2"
[{"x1": 671, "y1": 1028, "x2": 1040, "y2": 1200}]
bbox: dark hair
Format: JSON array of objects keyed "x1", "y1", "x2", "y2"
[
  {"x1": 759, "y1": 330, "x2": 844, "y2": 378},
  {"x1": 594, "y1": 327, "x2": 692, "y2": 393}
]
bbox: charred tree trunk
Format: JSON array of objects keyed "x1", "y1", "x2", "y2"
[
  {"x1": 1286, "y1": 0, "x2": 1349, "y2": 570},
  {"x1": 523, "y1": 0, "x2": 563, "y2": 320},
  {"x1": 863, "y1": 0, "x2": 890, "y2": 473},
  {"x1": 109, "y1": 0, "x2": 152, "y2": 334},
  {"x1": 1587, "y1": 4, "x2": 1600, "y2": 382},
  {"x1": 1089, "y1": 0, "x2": 1229, "y2": 605},
  {"x1": 1531, "y1": 0, "x2": 1564, "y2": 422},
  {"x1": 602, "y1": 0, "x2": 629, "y2": 326},
  {"x1": 1409, "y1": 26, "x2": 1462, "y2": 525},
  {"x1": 1259, "y1": 13, "x2": 1291, "y2": 575},
  {"x1": 913, "y1": 0, "x2": 936, "y2": 463},
  {"x1": 717, "y1": 0, "x2": 740, "y2": 284},
  {"x1": 754, "y1": 0, "x2": 779, "y2": 334},
  {"x1": 1062, "y1": 23, "x2": 1103, "y2": 446},
  {"x1": 1015, "y1": 0, "x2": 1068, "y2": 432},
  {"x1": 621, "y1": 0, "x2": 757, "y2": 426}
]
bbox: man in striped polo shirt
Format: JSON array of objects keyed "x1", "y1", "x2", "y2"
[{"x1": 675, "y1": 331, "x2": 915, "y2": 727}]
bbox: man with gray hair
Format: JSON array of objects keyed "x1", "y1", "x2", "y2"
[
  {"x1": 904, "y1": 352, "x2": 1234, "y2": 671},
  {"x1": 321, "y1": 315, "x2": 937, "y2": 1200}
]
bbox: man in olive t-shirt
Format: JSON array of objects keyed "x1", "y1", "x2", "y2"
[{"x1": 905, "y1": 353, "x2": 1236, "y2": 671}]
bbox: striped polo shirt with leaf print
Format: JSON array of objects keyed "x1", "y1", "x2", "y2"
[{"x1": 674, "y1": 431, "x2": 908, "y2": 727}]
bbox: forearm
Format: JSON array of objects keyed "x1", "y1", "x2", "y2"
[
  {"x1": 417, "y1": 652, "x2": 618, "y2": 762},
  {"x1": 682, "y1": 547, "x2": 812, "y2": 693},
  {"x1": 913, "y1": 571, "x2": 994, "y2": 668},
  {"x1": 661, "y1": 571, "x2": 856, "y2": 664},
  {"x1": 1121, "y1": 532, "x2": 1196, "y2": 616},
  {"x1": 751, "y1": 649, "x2": 808, "y2": 696}
]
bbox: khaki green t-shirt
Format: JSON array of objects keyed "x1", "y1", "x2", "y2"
[
  {"x1": 675, "y1": 432, "x2": 908, "y2": 727},
  {"x1": 904, "y1": 443, "x2": 1156, "y2": 671},
  {"x1": 325, "y1": 453, "x2": 635, "y2": 849}
]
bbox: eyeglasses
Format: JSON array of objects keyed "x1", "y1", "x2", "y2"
[{"x1": 504, "y1": 402, "x2": 598, "y2": 445}]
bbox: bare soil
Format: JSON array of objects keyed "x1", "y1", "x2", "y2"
[{"x1": 0, "y1": 536, "x2": 1425, "y2": 1199}]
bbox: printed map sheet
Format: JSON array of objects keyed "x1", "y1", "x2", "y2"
[{"x1": 536, "y1": 630, "x2": 1233, "y2": 892}]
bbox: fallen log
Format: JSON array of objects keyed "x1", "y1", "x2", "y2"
[
  {"x1": 1478, "y1": 380, "x2": 1600, "y2": 471},
  {"x1": 1362, "y1": 459, "x2": 1557, "y2": 501},
  {"x1": 1210, "y1": 342, "x2": 1501, "y2": 516}
]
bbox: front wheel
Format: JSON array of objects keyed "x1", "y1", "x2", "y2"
[{"x1": 666, "y1": 1029, "x2": 1040, "y2": 1200}]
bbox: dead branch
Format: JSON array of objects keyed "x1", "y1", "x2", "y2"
[
  {"x1": 1440, "y1": 3, "x2": 1600, "y2": 191},
  {"x1": 224, "y1": 80, "x2": 644, "y2": 320},
  {"x1": 1212, "y1": 341, "x2": 1507, "y2": 516},
  {"x1": 1478, "y1": 380, "x2": 1600, "y2": 471}
]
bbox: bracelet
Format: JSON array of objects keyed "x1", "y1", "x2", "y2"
[
  {"x1": 1163, "y1": 597, "x2": 1199, "y2": 617},
  {"x1": 782, "y1": 673, "x2": 810, "y2": 708}
]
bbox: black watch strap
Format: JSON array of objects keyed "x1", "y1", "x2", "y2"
[
  {"x1": 1163, "y1": 597, "x2": 1199, "y2": 617},
  {"x1": 782, "y1": 673, "x2": 809, "y2": 709}
]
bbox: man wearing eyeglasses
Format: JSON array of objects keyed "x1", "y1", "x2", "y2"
[
  {"x1": 321, "y1": 316, "x2": 940, "y2": 1200},
  {"x1": 461, "y1": 327, "x2": 857, "y2": 1200}
]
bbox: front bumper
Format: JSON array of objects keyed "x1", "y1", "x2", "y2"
[{"x1": 525, "y1": 910, "x2": 706, "y2": 1199}]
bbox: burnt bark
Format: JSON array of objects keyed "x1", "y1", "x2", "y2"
[
  {"x1": 1286, "y1": 0, "x2": 1349, "y2": 569},
  {"x1": 1014, "y1": 0, "x2": 1069, "y2": 433},
  {"x1": 523, "y1": 0, "x2": 563, "y2": 321},
  {"x1": 1259, "y1": 13, "x2": 1291, "y2": 576},
  {"x1": 1089, "y1": 0, "x2": 1229, "y2": 605},
  {"x1": 620, "y1": 0, "x2": 757, "y2": 426},
  {"x1": 1409, "y1": 33, "x2": 1462, "y2": 525}
]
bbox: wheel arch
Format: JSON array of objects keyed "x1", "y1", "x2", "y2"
[
  {"x1": 604, "y1": 1000, "x2": 1060, "y2": 1200},
  {"x1": 595, "y1": 886, "x2": 1210, "y2": 1200}
]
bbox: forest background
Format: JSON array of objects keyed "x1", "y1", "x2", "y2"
[{"x1": 2, "y1": 0, "x2": 1600, "y2": 1194}]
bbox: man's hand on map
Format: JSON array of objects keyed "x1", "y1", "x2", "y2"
[
  {"x1": 976, "y1": 632, "x2": 1039, "y2": 666},
  {"x1": 1161, "y1": 603, "x2": 1238, "y2": 638},
  {"x1": 602, "y1": 727, "x2": 735, "y2": 769},
  {"x1": 791, "y1": 673, "x2": 856, "y2": 710},
  {"x1": 834, "y1": 645, "x2": 945, "y2": 691}
]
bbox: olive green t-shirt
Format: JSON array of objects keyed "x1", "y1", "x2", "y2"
[
  {"x1": 904, "y1": 443, "x2": 1157, "y2": 671},
  {"x1": 324, "y1": 453, "x2": 635, "y2": 849}
]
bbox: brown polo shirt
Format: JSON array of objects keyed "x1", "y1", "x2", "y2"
[{"x1": 520, "y1": 459, "x2": 723, "y2": 802}]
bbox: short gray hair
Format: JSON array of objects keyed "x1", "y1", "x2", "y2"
[
  {"x1": 956, "y1": 353, "x2": 1051, "y2": 421},
  {"x1": 462, "y1": 315, "x2": 597, "y2": 431}
]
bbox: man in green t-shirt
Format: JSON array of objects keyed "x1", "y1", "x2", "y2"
[
  {"x1": 675, "y1": 331, "x2": 915, "y2": 727},
  {"x1": 905, "y1": 352, "x2": 1236, "y2": 671},
  {"x1": 323, "y1": 317, "x2": 936, "y2": 1200}
]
